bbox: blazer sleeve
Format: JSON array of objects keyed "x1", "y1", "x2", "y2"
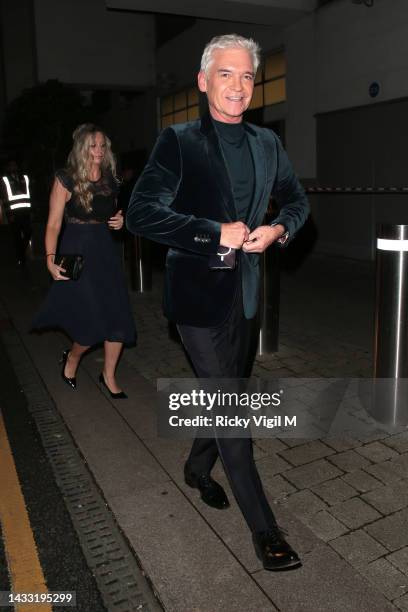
[
  {"x1": 270, "y1": 135, "x2": 310, "y2": 246},
  {"x1": 126, "y1": 127, "x2": 221, "y2": 254}
]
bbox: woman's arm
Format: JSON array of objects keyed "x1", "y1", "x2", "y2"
[{"x1": 45, "y1": 177, "x2": 70, "y2": 280}]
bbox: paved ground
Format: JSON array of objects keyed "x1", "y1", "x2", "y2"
[
  {"x1": 0, "y1": 337, "x2": 106, "y2": 612},
  {"x1": 1, "y1": 237, "x2": 408, "y2": 611}
]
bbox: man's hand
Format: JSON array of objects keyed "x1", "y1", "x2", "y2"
[
  {"x1": 242, "y1": 224, "x2": 285, "y2": 253},
  {"x1": 220, "y1": 221, "x2": 250, "y2": 249}
]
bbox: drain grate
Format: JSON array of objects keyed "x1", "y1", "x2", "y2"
[{"x1": 1, "y1": 328, "x2": 162, "y2": 612}]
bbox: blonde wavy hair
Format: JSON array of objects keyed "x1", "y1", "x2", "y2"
[{"x1": 67, "y1": 123, "x2": 117, "y2": 212}]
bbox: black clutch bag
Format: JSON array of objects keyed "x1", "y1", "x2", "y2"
[
  {"x1": 54, "y1": 254, "x2": 84, "y2": 280},
  {"x1": 209, "y1": 247, "x2": 236, "y2": 270}
]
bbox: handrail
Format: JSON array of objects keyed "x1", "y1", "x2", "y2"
[{"x1": 306, "y1": 186, "x2": 408, "y2": 194}]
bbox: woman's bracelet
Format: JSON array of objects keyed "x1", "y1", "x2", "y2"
[{"x1": 46, "y1": 253, "x2": 56, "y2": 258}]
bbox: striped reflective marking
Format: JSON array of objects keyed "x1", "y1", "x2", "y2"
[
  {"x1": 377, "y1": 238, "x2": 408, "y2": 251},
  {"x1": 0, "y1": 410, "x2": 52, "y2": 611},
  {"x1": 9, "y1": 202, "x2": 31, "y2": 210},
  {"x1": 2, "y1": 175, "x2": 30, "y2": 201}
]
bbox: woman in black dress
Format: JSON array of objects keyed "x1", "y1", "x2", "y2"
[{"x1": 33, "y1": 123, "x2": 136, "y2": 397}]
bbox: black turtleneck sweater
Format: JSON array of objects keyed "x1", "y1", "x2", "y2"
[{"x1": 214, "y1": 119, "x2": 255, "y2": 222}]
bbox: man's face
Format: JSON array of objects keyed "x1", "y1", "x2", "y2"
[{"x1": 198, "y1": 47, "x2": 255, "y2": 124}]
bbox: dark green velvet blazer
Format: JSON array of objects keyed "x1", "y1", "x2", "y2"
[{"x1": 126, "y1": 113, "x2": 309, "y2": 326}]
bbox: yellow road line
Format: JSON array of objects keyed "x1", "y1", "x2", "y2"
[{"x1": 0, "y1": 410, "x2": 52, "y2": 612}]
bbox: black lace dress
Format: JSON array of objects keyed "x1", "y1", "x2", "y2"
[{"x1": 32, "y1": 170, "x2": 136, "y2": 346}]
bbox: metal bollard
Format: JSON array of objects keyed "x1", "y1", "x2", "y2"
[
  {"x1": 130, "y1": 236, "x2": 152, "y2": 293},
  {"x1": 258, "y1": 244, "x2": 280, "y2": 355},
  {"x1": 373, "y1": 224, "x2": 408, "y2": 425}
]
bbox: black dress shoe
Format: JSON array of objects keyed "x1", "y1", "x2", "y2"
[
  {"x1": 184, "y1": 467, "x2": 230, "y2": 509},
  {"x1": 253, "y1": 525, "x2": 302, "y2": 571},
  {"x1": 60, "y1": 349, "x2": 76, "y2": 390},
  {"x1": 98, "y1": 373, "x2": 127, "y2": 399}
]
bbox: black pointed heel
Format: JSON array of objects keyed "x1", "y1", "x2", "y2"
[
  {"x1": 60, "y1": 349, "x2": 76, "y2": 390},
  {"x1": 98, "y1": 373, "x2": 127, "y2": 399}
]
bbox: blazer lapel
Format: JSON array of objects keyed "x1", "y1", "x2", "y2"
[
  {"x1": 201, "y1": 114, "x2": 237, "y2": 221},
  {"x1": 244, "y1": 124, "x2": 268, "y2": 228}
]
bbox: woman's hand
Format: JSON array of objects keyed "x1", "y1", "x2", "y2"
[
  {"x1": 108, "y1": 209, "x2": 124, "y2": 230},
  {"x1": 45, "y1": 177, "x2": 70, "y2": 280},
  {"x1": 46, "y1": 256, "x2": 69, "y2": 281}
]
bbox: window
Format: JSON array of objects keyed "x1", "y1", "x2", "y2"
[
  {"x1": 160, "y1": 87, "x2": 200, "y2": 128},
  {"x1": 249, "y1": 49, "x2": 286, "y2": 110},
  {"x1": 159, "y1": 49, "x2": 286, "y2": 128}
]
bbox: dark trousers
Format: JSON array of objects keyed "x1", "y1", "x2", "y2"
[
  {"x1": 177, "y1": 289, "x2": 277, "y2": 533},
  {"x1": 9, "y1": 212, "x2": 32, "y2": 263}
]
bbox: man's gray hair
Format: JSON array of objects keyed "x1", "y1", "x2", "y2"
[{"x1": 200, "y1": 34, "x2": 261, "y2": 75}]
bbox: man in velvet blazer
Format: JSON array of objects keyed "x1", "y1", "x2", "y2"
[{"x1": 127, "y1": 34, "x2": 309, "y2": 571}]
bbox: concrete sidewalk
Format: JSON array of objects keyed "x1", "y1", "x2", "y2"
[{"x1": 1, "y1": 249, "x2": 408, "y2": 612}]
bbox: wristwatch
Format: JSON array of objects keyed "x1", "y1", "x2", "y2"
[
  {"x1": 271, "y1": 223, "x2": 289, "y2": 246},
  {"x1": 277, "y1": 231, "x2": 289, "y2": 245}
]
